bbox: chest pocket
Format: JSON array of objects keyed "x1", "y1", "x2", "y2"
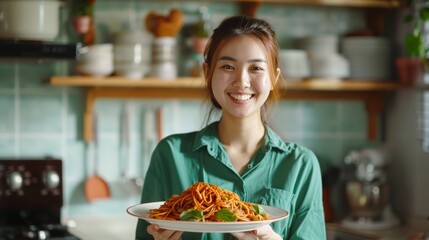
[{"x1": 259, "y1": 188, "x2": 294, "y2": 237}]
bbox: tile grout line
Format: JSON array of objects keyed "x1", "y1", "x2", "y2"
[
  {"x1": 337, "y1": 102, "x2": 344, "y2": 164},
  {"x1": 61, "y1": 85, "x2": 68, "y2": 160},
  {"x1": 14, "y1": 63, "x2": 20, "y2": 158},
  {"x1": 58, "y1": 61, "x2": 69, "y2": 217},
  {"x1": 58, "y1": 62, "x2": 68, "y2": 159}
]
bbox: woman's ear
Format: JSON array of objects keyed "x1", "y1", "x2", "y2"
[
  {"x1": 275, "y1": 68, "x2": 281, "y2": 84},
  {"x1": 272, "y1": 68, "x2": 281, "y2": 90},
  {"x1": 203, "y1": 62, "x2": 208, "y2": 80}
]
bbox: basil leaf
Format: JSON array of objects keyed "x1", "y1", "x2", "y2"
[
  {"x1": 215, "y1": 208, "x2": 237, "y2": 222},
  {"x1": 179, "y1": 209, "x2": 204, "y2": 221},
  {"x1": 252, "y1": 204, "x2": 266, "y2": 215}
]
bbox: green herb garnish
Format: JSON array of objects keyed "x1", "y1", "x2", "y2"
[
  {"x1": 215, "y1": 208, "x2": 238, "y2": 222},
  {"x1": 252, "y1": 204, "x2": 267, "y2": 215},
  {"x1": 179, "y1": 209, "x2": 204, "y2": 221}
]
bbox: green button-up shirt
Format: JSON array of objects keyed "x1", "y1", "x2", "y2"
[{"x1": 136, "y1": 121, "x2": 326, "y2": 240}]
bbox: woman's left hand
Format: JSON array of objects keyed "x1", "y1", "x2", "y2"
[{"x1": 231, "y1": 225, "x2": 282, "y2": 240}]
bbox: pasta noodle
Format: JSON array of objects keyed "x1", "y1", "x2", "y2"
[{"x1": 149, "y1": 182, "x2": 269, "y2": 222}]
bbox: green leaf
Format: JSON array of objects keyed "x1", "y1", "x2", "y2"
[
  {"x1": 420, "y1": 7, "x2": 429, "y2": 22},
  {"x1": 215, "y1": 208, "x2": 237, "y2": 222},
  {"x1": 404, "y1": 32, "x2": 424, "y2": 57},
  {"x1": 179, "y1": 209, "x2": 204, "y2": 221},
  {"x1": 252, "y1": 204, "x2": 267, "y2": 215},
  {"x1": 403, "y1": 14, "x2": 413, "y2": 23}
]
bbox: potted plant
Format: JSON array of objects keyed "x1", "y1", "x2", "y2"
[
  {"x1": 397, "y1": 0, "x2": 429, "y2": 85},
  {"x1": 190, "y1": 7, "x2": 211, "y2": 54},
  {"x1": 71, "y1": 0, "x2": 95, "y2": 34},
  {"x1": 192, "y1": 20, "x2": 210, "y2": 53}
]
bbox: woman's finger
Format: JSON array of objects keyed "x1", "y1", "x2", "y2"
[
  {"x1": 230, "y1": 231, "x2": 260, "y2": 240},
  {"x1": 147, "y1": 224, "x2": 183, "y2": 240}
]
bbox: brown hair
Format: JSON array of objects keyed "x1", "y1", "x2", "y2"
[{"x1": 203, "y1": 15, "x2": 281, "y2": 124}]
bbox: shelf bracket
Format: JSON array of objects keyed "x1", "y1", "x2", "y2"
[{"x1": 364, "y1": 93, "x2": 385, "y2": 141}]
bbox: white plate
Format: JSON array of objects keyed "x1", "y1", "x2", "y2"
[{"x1": 127, "y1": 201, "x2": 289, "y2": 233}]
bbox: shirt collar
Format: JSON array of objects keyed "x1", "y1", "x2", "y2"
[{"x1": 193, "y1": 121, "x2": 290, "y2": 154}]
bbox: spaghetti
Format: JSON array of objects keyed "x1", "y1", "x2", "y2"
[{"x1": 149, "y1": 182, "x2": 269, "y2": 222}]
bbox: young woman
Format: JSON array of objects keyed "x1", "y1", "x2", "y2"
[{"x1": 135, "y1": 15, "x2": 326, "y2": 240}]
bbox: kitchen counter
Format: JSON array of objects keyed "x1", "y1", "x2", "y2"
[
  {"x1": 63, "y1": 216, "x2": 429, "y2": 240},
  {"x1": 327, "y1": 217, "x2": 429, "y2": 240},
  {"x1": 63, "y1": 216, "x2": 137, "y2": 240}
]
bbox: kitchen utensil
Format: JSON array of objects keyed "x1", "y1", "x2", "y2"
[
  {"x1": 341, "y1": 147, "x2": 399, "y2": 230},
  {"x1": 85, "y1": 112, "x2": 111, "y2": 201},
  {"x1": 120, "y1": 102, "x2": 142, "y2": 195},
  {"x1": 0, "y1": 0, "x2": 63, "y2": 41},
  {"x1": 156, "y1": 106, "x2": 163, "y2": 140},
  {"x1": 141, "y1": 107, "x2": 158, "y2": 181}
]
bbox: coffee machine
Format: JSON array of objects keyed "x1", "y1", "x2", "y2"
[{"x1": 341, "y1": 148, "x2": 400, "y2": 230}]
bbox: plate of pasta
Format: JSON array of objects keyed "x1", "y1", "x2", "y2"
[{"x1": 126, "y1": 182, "x2": 289, "y2": 233}]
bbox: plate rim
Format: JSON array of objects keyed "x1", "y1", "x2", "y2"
[{"x1": 126, "y1": 201, "x2": 289, "y2": 233}]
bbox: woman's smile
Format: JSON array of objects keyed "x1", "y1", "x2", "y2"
[{"x1": 228, "y1": 93, "x2": 254, "y2": 101}]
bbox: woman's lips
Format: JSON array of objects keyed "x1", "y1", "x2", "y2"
[{"x1": 228, "y1": 93, "x2": 254, "y2": 101}]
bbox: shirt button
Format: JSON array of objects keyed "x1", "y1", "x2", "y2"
[
  {"x1": 247, "y1": 163, "x2": 253, "y2": 168},
  {"x1": 265, "y1": 145, "x2": 270, "y2": 152}
]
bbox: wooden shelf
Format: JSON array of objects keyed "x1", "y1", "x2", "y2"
[
  {"x1": 233, "y1": 0, "x2": 402, "y2": 8},
  {"x1": 50, "y1": 76, "x2": 406, "y2": 142},
  {"x1": 50, "y1": 76, "x2": 404, "y2": 91},
  {"x1": 127, "y1": 0, "x2": 401, "y2": 8}
]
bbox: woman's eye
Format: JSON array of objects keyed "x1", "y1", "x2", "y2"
[
  {"x1": 222, "y1": 65, "x2": 234, "y2": 70},
  {"x1": 251, "y1": 66, "x2": 264, "y2": 72}
]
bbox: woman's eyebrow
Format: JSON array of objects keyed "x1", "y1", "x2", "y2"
[
  {"x1": 219, "y1": 56, "x2": 236, "y2": 61},
  {"x1": 218, "y1": 56, "x2": 267, "y2": 63}
]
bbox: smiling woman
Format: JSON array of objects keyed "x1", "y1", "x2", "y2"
[{"x1": 136, "y1": 16, "x2": 325, "y2": 240}]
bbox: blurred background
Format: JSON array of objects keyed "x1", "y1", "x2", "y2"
[{"x1": 0, "y1": 0, "x2": 428, "y2": 239}]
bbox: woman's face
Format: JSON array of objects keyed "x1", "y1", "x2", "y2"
[{"x1": 211, "y1": 36, "x2": 272, "y2": 120}]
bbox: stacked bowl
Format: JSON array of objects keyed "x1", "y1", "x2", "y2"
[
  {"x1": 76, "y1": 44, "x2": 114, "y2": 77},
  {"x1": 113, "y1": 30, "x2": 152, "y2": 80},
  {"x1": 299, "y1": 35, "x2": 339, "y2": 54},
  {"x1": 341, "y1": 37, "x2": 390, "y2": 80},
  {"x1": 279, "y1": 49, "x2": 310, "y2": 81},
  {"x1": 299, "y1": 35, "x2": 350, "y2": 80}
]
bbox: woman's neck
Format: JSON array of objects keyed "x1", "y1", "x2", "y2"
[{"x1": 217, "y1": 114, "x2": 266, "y2": 171}]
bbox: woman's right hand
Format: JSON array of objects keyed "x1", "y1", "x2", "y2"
[{"x1": 147, "y1": 224, "x2": 183, "y2": 240}]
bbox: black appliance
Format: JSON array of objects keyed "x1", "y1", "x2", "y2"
[
  {"x1": 0, "y1": 158, "x2": 80, "y2": 240},
  {"x1": 0, "y1": 40, "x2": 82, "y2": 60}
]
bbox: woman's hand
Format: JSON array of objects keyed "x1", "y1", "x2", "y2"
[
  {"x1": 231, "y1": 225, "x2": 282, "y2": 240},
  {"x1": 147, "y1": 224, "x2": 183, "y2": 240}
]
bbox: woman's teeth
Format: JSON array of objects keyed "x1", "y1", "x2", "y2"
[{"x1": 229, "y1": 94, "x2": 252, "y2": 101}]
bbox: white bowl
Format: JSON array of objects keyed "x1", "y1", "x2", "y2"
[
  {"x1": 79, "y1": 45, "x2": 113, "y2": 62},
  {"x1": 115, "y1": 64, "x2": 150, "y2": 80},
  {"x1": 76, "y1": 61, "x2": 114, "y2": 77},
  {"x1": 114, "y1": 44, "x2": 151, "y2": 63}
]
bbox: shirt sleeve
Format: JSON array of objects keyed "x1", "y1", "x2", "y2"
[{"x1": 287, "y1": 150, "x2": 326, "y2": 240}]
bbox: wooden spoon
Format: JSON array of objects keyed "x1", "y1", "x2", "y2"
[{"x1": 85, "y1": 112, "x2": 111, "y2": 201}]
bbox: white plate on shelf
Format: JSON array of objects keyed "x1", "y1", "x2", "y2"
[{"x1": 127, "y1": 201, "x2": 289, "y2": 233}]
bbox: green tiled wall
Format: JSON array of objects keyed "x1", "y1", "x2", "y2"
[{"x1": 0, "y1": 1, "x2": 382, "y2": 218}]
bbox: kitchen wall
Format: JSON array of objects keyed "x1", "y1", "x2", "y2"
[{"x1": 0, "y1": 0, "x2": 427, "y2": 224}]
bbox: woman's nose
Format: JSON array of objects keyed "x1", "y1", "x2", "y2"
[{"x1": 233, "y1": 70, "x2": 251, "y2": 88}]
